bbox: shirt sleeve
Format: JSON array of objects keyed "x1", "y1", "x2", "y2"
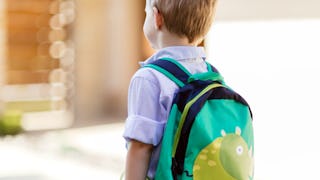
[{"x1": 123, "y1": 72, "x2": 166, "y2": 146}]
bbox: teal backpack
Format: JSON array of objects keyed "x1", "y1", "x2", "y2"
[{"x1": 145, "y1": 58, "x2": 254, "y2": 180}]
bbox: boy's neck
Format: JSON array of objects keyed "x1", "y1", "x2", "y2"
[{"x1": 156, "y1": 29, "x2": 197, "y2": 49}]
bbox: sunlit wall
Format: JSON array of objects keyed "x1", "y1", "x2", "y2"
[{"x1": 207, "y1": 14, "x2": 320, "y2": 180}]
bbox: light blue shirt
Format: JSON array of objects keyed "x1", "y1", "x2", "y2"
[{"x1": 123, "y1": 46, "x2": 210, "y2": 179}]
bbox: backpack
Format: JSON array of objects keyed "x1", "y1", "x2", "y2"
[{"x1": 144, "y1": 58, "x2": 254, "y2": 180}]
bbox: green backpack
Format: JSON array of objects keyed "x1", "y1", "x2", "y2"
[{"x1": 145, "y1": 58, "x2": 254, "y2": 180}]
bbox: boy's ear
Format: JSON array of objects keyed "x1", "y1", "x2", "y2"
[{"x1": 153, "y1": 7, "x2": 163, "y2": 30}]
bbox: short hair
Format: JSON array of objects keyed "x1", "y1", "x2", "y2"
[{"x1": 153, "y1": 0, "x2": 217, "y2": 43}]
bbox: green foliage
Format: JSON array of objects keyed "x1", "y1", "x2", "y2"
[{"x1": 0, "y1": 110, "x2": 23, "y2": 136}]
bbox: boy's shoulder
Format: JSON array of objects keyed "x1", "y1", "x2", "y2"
[
  {"x1": 130, "y1": 62, "x2": 178, "y2": 92},
  {"x1": 132, "y1": 66, "x2": 158, "y2": 81},
  {"x1": 130, "y1": 66, "x2": 162, "y2": 88}
]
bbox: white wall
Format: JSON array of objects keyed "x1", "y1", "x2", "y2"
[
  {"x1": 207, "y1": 20, "x2": 320, "y2": 180},
  {"x1": 216, "y1": 0, "x2": 320, "y2": 20}
]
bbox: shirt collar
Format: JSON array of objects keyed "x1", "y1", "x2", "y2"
[{"x1": 140, "y1": 46, "x2": 206, "y2": 67}]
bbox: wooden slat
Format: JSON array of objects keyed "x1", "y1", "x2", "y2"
[
  {"x1": 4, "y1": 100, "x2": 52, "y2": 112},
  {"x1": 7, "y1": 56, "x2": 59, "y2": 71},
  {"x1": 8, "y1": 44, "x2": 51, "y2": 60},
  {"x1": 8, "y1": 27, "x2": 42, "y2": 45},
  {"x1": 7, "y1": 12, "x2": 51, "y2": 29},
  {"x1": 22, "y1": 111, "x2": 73, "y2": 131},
  {"x1": 7, "y1": 0, "x2": 52, "y2": 14},
  {"x1": 4, "y1": 99, "x2": 66, "y2": 112},
  {"x1": 1, "y1": 84, "x2": 52, "y2": 101},
  {"x1": 1, "y1": 83, "x2": 66, "y2": 101},
  {"x1": 6, "y1": 70, "x2": 51, "y2": 84},
  {"x1": 8, "y1": 44, "x2": 38, "y2": 60}
]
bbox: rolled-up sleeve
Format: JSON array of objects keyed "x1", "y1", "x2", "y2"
[
  {"x1": 123, "y1": 73, "x2": 166, "y2": 146},
  {"x1": 124, "y1": 115, "x2": 165, "y2": 145}
]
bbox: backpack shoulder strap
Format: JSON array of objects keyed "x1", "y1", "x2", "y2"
[
  {"x1": 143, "y1": 57, "x2": 191, "y2": 87},
  {"x1": 144, "y1": 57, "x2": 223, "y2": 87}
]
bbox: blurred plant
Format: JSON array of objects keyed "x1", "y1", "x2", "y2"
[{"x1": 0, "y1": 110, "x2": 23, "y2": 136}]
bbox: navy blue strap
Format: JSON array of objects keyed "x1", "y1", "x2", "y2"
[
  {"x1": 146, "y1": 58, "x2": 221, "y2": 87},
  {"x1": 149, "y1": 58, "x2": 191, "y2": 87},
  {"x1": 206, "y1": 62, "x2": 220, "y2": 74}
]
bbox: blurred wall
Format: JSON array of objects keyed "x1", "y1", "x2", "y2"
[
  {"x1": 102, "y1": 1, "x2": 144, "y2": 117},
  {"x1": 74, "y1": 0, "x2": 144, "y2": 122},
  {"x1": 216, "y1": 0, "x2": 320, "y2": 21}
]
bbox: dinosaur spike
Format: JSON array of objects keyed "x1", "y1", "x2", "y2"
[
  {"x1": 248, "y1": 146, "x2": 253, "y2": 158},
  {"x1": 221, "y1": 129, "x2": 226, "y2": 136},
  {"x1": 235, "y1": 126, "x2": 241, "y2": 135}
]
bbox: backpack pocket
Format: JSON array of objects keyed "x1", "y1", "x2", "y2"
[{"x1": 193, "y1": 127, "x2": 254, "y2": 180}]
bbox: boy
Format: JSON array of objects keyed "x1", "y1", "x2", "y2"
[{"x1": 123, "y1": 0, "x2": 217, "y2": 179}]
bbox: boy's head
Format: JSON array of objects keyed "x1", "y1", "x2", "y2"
[{"x1": 144, "y1": 0, "x2": 217, "y2": 46}]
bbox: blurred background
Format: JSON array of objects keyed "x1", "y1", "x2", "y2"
[{"x1": 0, "y1": 0, "x2": 319, "y2": 179}]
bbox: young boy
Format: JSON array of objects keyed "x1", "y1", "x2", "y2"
[{"x1": 123, "y1": 0, "x2": 217, "y2": 179}]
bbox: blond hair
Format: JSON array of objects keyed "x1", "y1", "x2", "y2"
[{"x1": 153, "y1": 0, "x2": 216, "y2": 43}]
